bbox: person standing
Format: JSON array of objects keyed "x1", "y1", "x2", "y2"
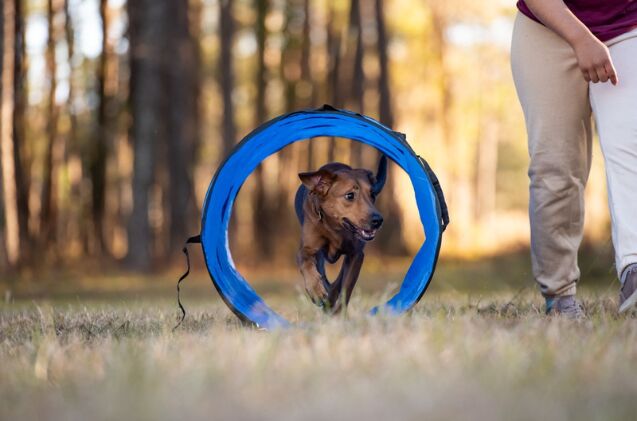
[{"x1": 511, "y1": 0, "x2": 637, "y2": 317}]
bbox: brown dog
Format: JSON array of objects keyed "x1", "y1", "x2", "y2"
[{"x1": 294, "y1": 156, "x2": 387, "y2": 312}]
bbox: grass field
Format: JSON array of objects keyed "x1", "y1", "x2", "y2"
[{"x1": 2, "y1": 252, "x2": 637, "y2": 421}]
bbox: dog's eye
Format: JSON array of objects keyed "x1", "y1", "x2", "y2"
[{"x1": 344, "y1": 192, "x2": 355, "y2": 201}]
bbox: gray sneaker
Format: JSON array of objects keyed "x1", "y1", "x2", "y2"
[
  {"x1": 619, "y1": 264, "x2": 637, "y2": 314},
  {"x1": 545, "y1": 295, "x2": 585, "y2": 319}
]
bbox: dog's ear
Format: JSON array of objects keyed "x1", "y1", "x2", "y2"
[
  {"x1": 299, "y1": 170, "x2": 335, "y2": 195},
  {"x1": 365, "y1": 170, "x2": 377, "y2": 187},
  {"x1": 372, "y1": 155, "x2": 387, "y2": 195}
]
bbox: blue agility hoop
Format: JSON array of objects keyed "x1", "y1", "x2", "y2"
[{"x1": 200, "y1": 105, "x2": 448, "y2": 329}]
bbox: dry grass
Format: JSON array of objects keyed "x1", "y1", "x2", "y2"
[{"x1": 2, "y1": 288, "x2": 637, "y2": 421}]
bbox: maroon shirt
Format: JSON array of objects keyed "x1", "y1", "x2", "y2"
[{"x1": 517, "y1": 0, "x2": 637, "y2": 41}]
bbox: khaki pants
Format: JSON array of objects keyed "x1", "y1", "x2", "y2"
[{"x1": 511, "y1": 12, "x2": 637, "y2": 297}]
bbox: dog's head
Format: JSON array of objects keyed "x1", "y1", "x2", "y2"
[{"x1": 299, "y1": 159, "x2": 386, "y2": 241}]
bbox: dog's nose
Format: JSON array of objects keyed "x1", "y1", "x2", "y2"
[{"x1": 371, "y1": 214, "x2": 383, "y2": 229}]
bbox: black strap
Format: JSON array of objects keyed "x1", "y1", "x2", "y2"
[
  {"x1": 418, "y1": 156, "x2": 450, "y2": 232},
  {"x1": 173, "y1": 235, "x2": 202, "y2": 331},
  {"x1": 316, "y1": 103, "x2": 338, "y2": 112}
]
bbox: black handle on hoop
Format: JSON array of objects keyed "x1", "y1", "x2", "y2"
[
  {"x1": 316, "y1": 104, "x2": 338, "y2": 112},
  {"x1": 418, "y1": 156, "x2": 450, "y2": 232},
  {"x1": 173, "y1": 235, "x2": 202, "y2": 331}
]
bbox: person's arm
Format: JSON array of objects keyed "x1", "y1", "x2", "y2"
[{"x1": 525, "y1": 0, "x2": 618, "y2": 85}]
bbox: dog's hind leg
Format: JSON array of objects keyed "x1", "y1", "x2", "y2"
[
  {"x1": 327, "y1": 263, "x2": 346, "y2": 311},
  {"x1": 327, "y1": 253, "x2": 363, "y2": 314},
  {"x1": 341, "y1": 252, "x2": 364, "y2": 309}
]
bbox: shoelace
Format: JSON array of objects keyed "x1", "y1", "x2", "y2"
[{"x1": 621, "y1": 263, "x2": 637, "y2": 285}]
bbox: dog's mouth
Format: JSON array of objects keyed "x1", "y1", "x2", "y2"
[{"x1": 342, "y1": 218, "x2": 378, "y2": 241}]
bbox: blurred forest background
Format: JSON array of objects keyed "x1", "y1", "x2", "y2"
[{"x1": 0, "y1": 0, "x2": 612, "y2": 275}]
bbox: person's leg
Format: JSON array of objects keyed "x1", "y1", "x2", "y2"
[
  {"x1": 511, "y1": 13, "x2": 593, "y2": 304},
  {"x1": 589, "y1": 29, "x2": 637, "y2": 312}
]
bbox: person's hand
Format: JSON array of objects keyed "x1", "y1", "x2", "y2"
[{"x1": 572, "y1": 34, "x2": 618, "y2": 85}]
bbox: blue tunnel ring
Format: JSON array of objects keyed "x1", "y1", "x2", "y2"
[{"x1": 200, "y1": 106, "x2": 447, "y2": 329}]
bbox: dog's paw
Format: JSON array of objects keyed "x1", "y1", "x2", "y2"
[
  {"x1": 305, "y1": 276, "x2": 329, "y2": 308},
  {"x1": 325, "y1": 300, "x2": 343, "y2": 315}
]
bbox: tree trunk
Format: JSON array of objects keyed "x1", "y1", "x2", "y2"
[
  {"x1": 0, "y1": 160, "x2": 5, "y2": 267},
  {"x1": 375, "y1": 0, "x2": 405, "y2": 255},
  {"x1": 12, "y1": 0, "x2": 29, "y2": 260},
  {"x1": 166, "y1": 0, "x2": 199, "y2": 252},
  {"x1": 280, "y1": 1, "x2": 296, "y2": 113},
  {"x1": 64, "y1": 0, "x2": 77, "y2": 148},
  {"x1": 253, "y1": 0, "x2": 275, "y2": 260},
  {"x1": 90, "y1": 0, "x2": 109, "y2": 253},
  {"x1": 277, "y1": 0, "x2": 310, "y2": 247},
  {"x1": 302, "y1": 0, "x2": 315, "y2": 168},
  {"x1": 126, "y1": 0, "x2": 166, "y2": 270},
  {"x1": 40, "y1": 0, "x2": 61, "y2": 249},
  {"x1": 63, "y1": 0, "x2": 86, "y2": 253},
  {"x1": 346, "y1": 0, "x2": 364, "y2": 167},
  {"x1": 430, "y1": 7, "x2": 470, "y2": 247},
  {"x1": 219, "y1": 0, "x2": 236, "y2": 159},
  {"x1": 325, "y1": 1, "x2": 340, "y2": 162},
  {"x1": 218, "y1": 0, "x2": 238, "y2": 250},
  {"x1": 1, "y1": 0, "x2": 20, "y2": 267},
  {"x1": 254, "y1": 0, "x2": 268, "y2": 125},
  {"x1": 300, "y1": 0, "x2": 314, "y2": 107},
  {"x1": 375, "y1": 0, "x2": 392, "y2": 128}
]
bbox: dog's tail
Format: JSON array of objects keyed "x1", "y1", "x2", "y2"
[{"x1": 373, "y1": 155, "x2": 388, "y2": 195}]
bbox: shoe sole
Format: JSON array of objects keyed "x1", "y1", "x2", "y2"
[
  {"x1": 619, "y1": 288, "x2": 637, "y2": 314},
  {"x1": 545, "y1": 308, "x2": 585, "y2": 319}
]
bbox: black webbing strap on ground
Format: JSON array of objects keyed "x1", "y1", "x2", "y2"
[
  {"x1": 173, "y1": 235, "x2": 202, "y2": 331},
  {"x1": 418, "y1": 156, "x2": 450, "y2": 232}
]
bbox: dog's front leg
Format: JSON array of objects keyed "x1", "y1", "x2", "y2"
[{"x1": 297, "y1": 248, "x2": 329, "y2": 307}]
